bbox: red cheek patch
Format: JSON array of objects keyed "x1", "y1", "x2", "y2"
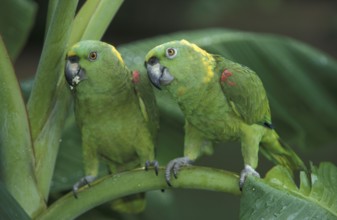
[{"x1": 220, "y1": 69, "x2": 236, "y2": 86}]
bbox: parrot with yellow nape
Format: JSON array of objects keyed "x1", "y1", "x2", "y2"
[
  {"x1": 65, "y1": 40, "x2": 159, "y2": 213},
  {"x1": 145, "y1": 39, "x2": 306, "y2": 189}
]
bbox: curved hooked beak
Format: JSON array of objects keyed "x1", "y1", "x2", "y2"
[
  {"x1": 145, "y1": 57, "x2": 174, "y2": 90},
  {"x1": 65, "y1": 55, "x2": 86, "y2": 90}
]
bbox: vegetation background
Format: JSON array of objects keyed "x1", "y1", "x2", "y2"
[{"x1": 2, "y1": 0, "x2": 337, "y2": 219}]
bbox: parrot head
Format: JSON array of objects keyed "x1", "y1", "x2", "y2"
[
  {"x1": 145, "y1": 40, "x2": 215, "y2": 93},
  {"x1": 65, "y1": 40, "x2": 125, "y2": 91}
]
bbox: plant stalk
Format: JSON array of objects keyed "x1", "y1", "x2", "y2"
[{"x1": 36, "y1": 167, "x2": 240, "y2": 220}]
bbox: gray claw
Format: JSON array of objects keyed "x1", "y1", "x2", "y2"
[
  {"x1": 239, "y1": 165, "x2": 260, "y2": 190},
  {"x1": 72, "y1": 175, "x2": 96, "y2": 198},
  {"x1": 145, "y1": 160, "x2": 159, "y2": 176},
  {"x1": 165, "y1": 157, "x2": 192, "y2": 186}
]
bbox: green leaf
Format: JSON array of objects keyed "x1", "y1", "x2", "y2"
[
  {"x1": 0, "y1": 0, "x2": 37, "y2": 60},
  {"x1": 45, "y1": 0, "x2": 58, "y2": 36},
  {"x1": 0, "y1": 182, "x2": 31, "y2": 220},
  {"x1": 0, "y1": 37, "x2": 45, "y2": 217},
  {"x1": 26, "y1": 0, "x2": 79, "y2": 201},
  {"x1": 36, "y1": 167, "x2": 239, "y2": 220},
  {"x1": 118, "y1": 28, "x2": 337, "y2": 149},
  {"x1": 240, "y1": 162, "x2": 337, "y2": 219},
  {"x1": 69, "y1": 0, "x2": 124, "y2": 42},
  {"x1": 27, "y1": 0, "x2": 78, "y2": 143}
]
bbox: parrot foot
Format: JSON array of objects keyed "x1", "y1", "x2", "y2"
[
  {"x1": 239, "y1": 165, "x2": 260, "y2": 190},
  {"x1": 72, "y1": 175, "x2": 96, "y2": 199},
  {"x1": 145, "y1": 160, "x2": 159, "y2": 176},
  {"x1": 165, "y1": 157, "x2": 193, "y2": 187}
]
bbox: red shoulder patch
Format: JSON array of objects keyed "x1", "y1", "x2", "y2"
[
  {"x1": 132, "y1": 70, "x2": 140, "y2": 84},
  {"x1": 220, "y1": 69, "x2": 236, "y2": 86}
]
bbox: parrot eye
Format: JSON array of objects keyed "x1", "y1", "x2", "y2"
[
  {"x1": 88, "y1": 51, "x2": 98, "y2": 61},
  {"x1": 166, "y1": 48, "x2": 177, "y2": 59}
]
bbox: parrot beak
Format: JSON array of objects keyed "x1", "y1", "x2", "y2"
[
  {"x1": 65, "y1": 55, "x2": 86, "y2": 90},
  {"x1": 145, "y1": 56, "x2": 174, "y2": 90}
]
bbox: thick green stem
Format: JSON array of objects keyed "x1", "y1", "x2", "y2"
[
  {"x1": 36, "y1": 167, "x2": 240, "y2": 220},
  {"x1": 0, "y1": 37, "x2": 45, "y2": 217},
  {"x1": 80, "y1": 0, "x2": 123, "y2": 40},
  {"x1": 69, "y1": 0, "x2": 124, "y2": 42},
  {"x1": 27, "y1": 0, "x2": 78, "y2": 144},
  {"x1": 45, "y1": 0, "x2": 59, "y2": 37}
]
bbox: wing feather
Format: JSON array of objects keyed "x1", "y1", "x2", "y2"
[{"x1": 214, "y1": 55, "x2": 271, "y2": 125}]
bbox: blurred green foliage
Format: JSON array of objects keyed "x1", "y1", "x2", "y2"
[{"x1": 0, "y1": 0, "x2": 37, "y2": 60}]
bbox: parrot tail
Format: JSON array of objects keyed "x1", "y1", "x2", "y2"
[{"x1": 260, "y1": 131, "x2": 307, "y2": 174}]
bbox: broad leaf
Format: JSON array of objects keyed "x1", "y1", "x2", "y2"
[
  {"x1": 240, "y1": 162, "x2": 337, "y2": 219},
  {"x1": 27, "y1": 0, "x2": 79, "y2": 200},
  {"x1": 0, "y1": 37, "x2": 45, "y2": 216}
]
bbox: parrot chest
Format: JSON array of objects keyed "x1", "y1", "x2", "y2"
[
  {"x1": 180, "y1": 92, "x2": 242, "y2": 142},
  {"x1": 94, "y1": 119, "x2": 141, "y2": 162},
  {"x1": 186, "y1": 108, "x2": 240, "y2": 142},
  {"x1": 75, "y1": 93, "x2": 152, "y2": 165}
]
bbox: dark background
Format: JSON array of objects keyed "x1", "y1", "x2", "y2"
[{"x1": 13, "y1": 0, "x2": 337, "y2": 219}]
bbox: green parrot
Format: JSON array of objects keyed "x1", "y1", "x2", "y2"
[
  {"x1": 64, "y1": 40, "x2": 159, "y2": 212},
  {"x1": 145, "y1": 39, "x2": 306, "y2": 189}
]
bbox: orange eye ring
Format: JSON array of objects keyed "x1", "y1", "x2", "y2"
[
  {"x1": 166, "y1": 48, "x2": 177, "y2": 59},
  {"x1": 88, "y1": 51, "x2": 98, "y2": 61}
]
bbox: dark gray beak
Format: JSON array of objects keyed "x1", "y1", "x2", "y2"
[
  {"x1": 65, "y1": 56, "x2": 86, "y2": 90},
  {"x1": 145, "y1": 56, "x2": 174, "y2": 90}
]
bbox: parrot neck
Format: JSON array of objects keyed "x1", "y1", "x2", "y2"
[
  {"x1": 74, "y1": 82, "x2": 139, "y2": 127},
  {"x1": 74, "y1": 71, "x2": 135, "y2": 112}
]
